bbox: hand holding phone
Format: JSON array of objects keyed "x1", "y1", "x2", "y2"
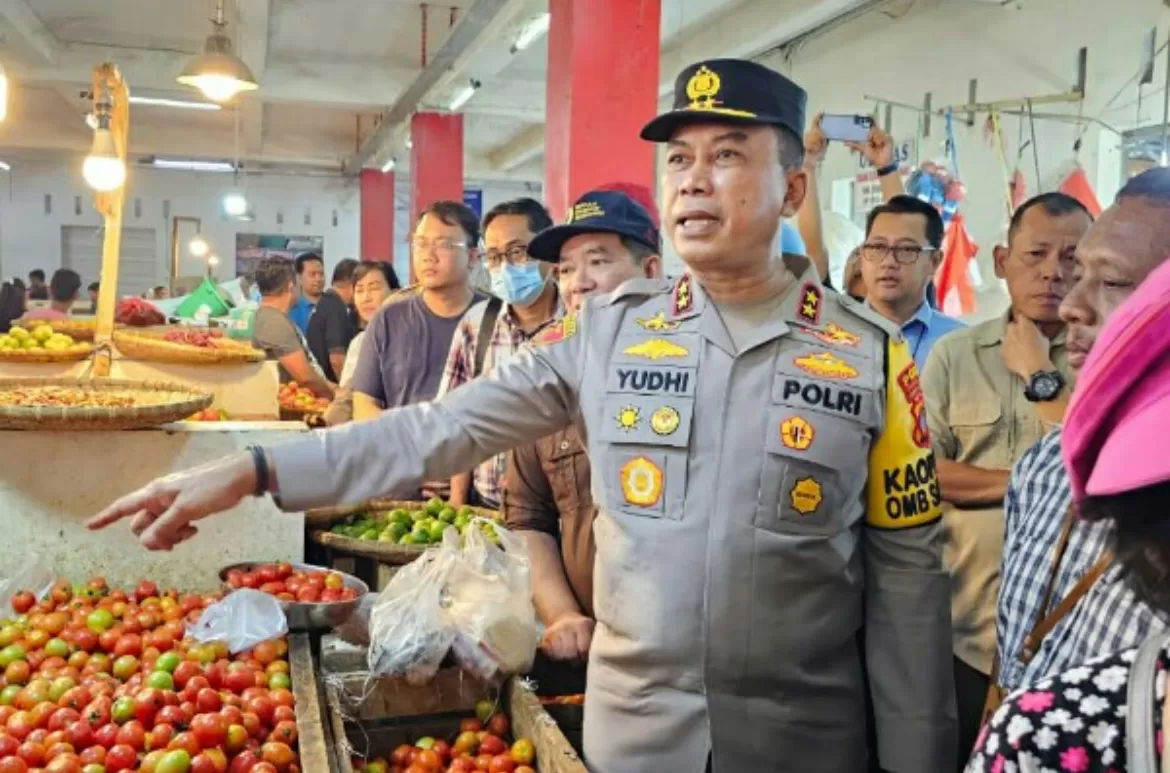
[{"x1": 820, "y1": 114, "x2": 874, "y2": 143}]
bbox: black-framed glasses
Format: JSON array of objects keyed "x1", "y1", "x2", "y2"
[
  {"x1": 860, "y1": 243, "x2": 935, "y2": 265},
  {"x1": 484, "y1": 245, "x2": 530, "y2": 269}
]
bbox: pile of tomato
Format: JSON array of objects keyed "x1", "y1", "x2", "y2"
[
  {"x1": 223, "y1": 565, "x2": 358, "y2": 606},
  {"x1": 0, "y1": 577, "x2": 299, "y2": 773},
  {"x1": 352, "y1": 703, "x2": 535, "y2": 773}
]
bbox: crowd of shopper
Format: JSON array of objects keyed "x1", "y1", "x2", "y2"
[{"x1": 88, "y1": 55, "x2": 1170, "y2": 773}]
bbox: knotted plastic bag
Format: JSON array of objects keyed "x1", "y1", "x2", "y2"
[
  {"x1": 0, "y1": 554, "x2": 55, "y2": 616},
  {"x1": 187, "y1": 589, "x2": 288, "y2": 653}
]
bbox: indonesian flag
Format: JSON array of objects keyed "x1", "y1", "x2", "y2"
[
  {"x1": 1058, "y1": 166, "x2": 1102, "y2": 217},
  {"x1": 935, "y1": 213, "x2": 979, "y2": 317}
]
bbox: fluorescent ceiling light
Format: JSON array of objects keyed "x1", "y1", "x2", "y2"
[
  {"x1": 0, "y1": 161, "x2": 10, "y2": 171},
  {"x1": 152, "y1": 158, "x2": 235, "y2": 172},
  {"x1": 512, "y1": 13, "x2": 550, "y2": 53},
  {"x1": 448, "y1": 83, "x2": 478, "y2": 112},
  {"x1": 380, "y1": 157, "x2": 396, "y2": 173},
  {"x1": 129, "y1": 96, "x2": 221, "y2": 111},
  {"x1": 223, "y1": 191, "x2": 248, "y2": 217}
]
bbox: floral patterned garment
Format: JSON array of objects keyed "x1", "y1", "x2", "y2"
[{"x1": 965, "y1": 641, "x2": 1168, "y2": 772}]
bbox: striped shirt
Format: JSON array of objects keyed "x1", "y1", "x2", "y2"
[{"x1": 997, "y1": 428, "x2": 1167, "y2": 690}]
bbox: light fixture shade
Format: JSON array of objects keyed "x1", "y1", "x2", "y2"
[{"x1": 177, "y1": 32, "x2": 258, "y2": 103}]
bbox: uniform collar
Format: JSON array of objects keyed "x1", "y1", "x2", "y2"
[
  {"x1": 977, "y1": 307, "x2": 1068, "y2": 348},
  {"x1": 863, "y1": 297, "x2": 933, "y2": 330}
]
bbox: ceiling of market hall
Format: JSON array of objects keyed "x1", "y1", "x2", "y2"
[{"x1": 0, "y1": 0, "x2": 882, "y2": 182}]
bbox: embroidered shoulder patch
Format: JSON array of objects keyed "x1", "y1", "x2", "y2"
[{"x1": 534, "y1": 314, "x2": 578, "y2": 345}]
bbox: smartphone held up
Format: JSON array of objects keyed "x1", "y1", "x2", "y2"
[{"x1": 821, "y1": 114, "x2": 874, "y2": 143}]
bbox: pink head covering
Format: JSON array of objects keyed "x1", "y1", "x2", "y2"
[{"x1": 1063, "y1": 257, "x2": 1170, "y2": 503}]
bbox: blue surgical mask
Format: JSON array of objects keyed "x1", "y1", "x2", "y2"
[{"x1": 490, "y1": 262, "x2": 546, "y2": 306}]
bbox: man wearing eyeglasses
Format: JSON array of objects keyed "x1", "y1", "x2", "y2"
[
  {"x1": 436, "y1": 198, "x2": 561, "y2": 509},
  {"x1": 858, "y1": 196, "x2": 965, "y2": 370},
  {"x1": 920, "y1": 192, "x2": 1090, "y2": 765},
  {"x1": 351, "y1": 200, "x2": 488, "y2": 455}
]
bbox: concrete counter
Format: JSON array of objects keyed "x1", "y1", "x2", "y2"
[{"x1": 0, "y1": 423, "x2": 309, "y2": 591}]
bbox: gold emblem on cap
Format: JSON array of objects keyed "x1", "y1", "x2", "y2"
[{"x1": 686, "y1": 65, "x2": 722, "y2": 110}]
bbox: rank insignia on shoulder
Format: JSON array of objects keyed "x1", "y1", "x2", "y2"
[
  {"x1": 649, "y1": 406, "x2": 681, "y2": 436},
  {"x1": 798, "y1": 321, "x2": 861, "y2": 349},
  {"x1": 636, "y1": 310, "x2": 682, "y2": 332},
  {"x1": 794, "y1": 351, "x2": 859, "y2": 381},
  {"x1": 535, "y1": 314, "x2": 578, "y2": 345},
  {"x1": 790, "y1": 477, "x2": 823, "y2": 515},
  {"x1": 624, "y1": 338, "x2": 689, "y2": 360},
  {"x1": 620, "y1": 456, "x2": 664, "y2": 507},
  {"x1": 616, "y1": 405, "x2": 641, "y2": 432},
  {"x1": 796, "y1": 282, "x2": 822, "y2": 325},
  {"x1": 672, "y1": 274, "x2": 693, "y2": 316},
  {"x1": 779, "y1": 415, "x2": 815, "y2": 451}
]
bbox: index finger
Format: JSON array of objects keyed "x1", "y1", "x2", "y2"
[{"x1": 87, "y1": 489, "x2": 153, "y2": 530}]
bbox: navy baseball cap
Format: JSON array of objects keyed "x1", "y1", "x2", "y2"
[
  {"x1": 528, "y1": 190, "x2": 661, "y2": 263},
  {"x1": 641, "y1": 58, "x2": 807, "y2": 143}
]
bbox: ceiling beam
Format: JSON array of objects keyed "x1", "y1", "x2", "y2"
[
  {"x1": 343, "y1": 0, "x2": 526, "y2": 174},
  {"x1": 488, "y1": 0, "x2": 873, "y2": 170},
  {"x1": 0, "y1": 0, "x2": 60, "y2": 65}
]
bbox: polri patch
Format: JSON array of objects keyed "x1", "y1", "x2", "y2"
[
  {"x1": 789, "y1": 477, "x2": 823, "y2": 515},
  {"x1": 535, "y1": 314, "x2": 578, "y2": 346},
  {"x1": 779, "y1": 415, "x2": 816, "y2": 451},
  {"x1": 620, "y1": 456, "x2": 664, "y2": 507},
  {"x1": 780, "y1": 378, "x2": 865, "y2": 418}
]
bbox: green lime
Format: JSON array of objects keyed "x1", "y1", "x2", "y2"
[
  {"x1": 385, "y1": 522, "x2": 408, "y2": 542},
  {"x1": 360, "y1": 528, "x2": 379, "y2": 541},
  {"x1": 453, "y1": 513, "x2": 472, "y2": 531},
  {"x1": 411, "y1": 523, "x2": 431, "y2": 543},
  {"x1": 410, "y1": 509, "x2": 429, "y2": 524},
  {"x1": 438, "y1": 507, "x2": 457, "y2": 524},
  {"x1": 330, "y1": 523, "x2": 347, "y2": 534},
  {"x1": 428, "y1": 520, "x2": 449, "y2": 542},
  {"x1": 377, "y1": 531, "x2": 396, "y2": 542},
  {"x1": 155, "y1": 651, "x2": 181, "y2": 673},
  {"x1": 457, "y1": 505, "x2": 476, "y2": 518},
  {"x1": 425, "y1": 496, "x2": 445, "y2": 516},
  {"x1": 389, "y1": 509, "x2": 412, "y2": 527},
  {"x1": 398, "y1": 533, "x2": 417, "y2": 545}
]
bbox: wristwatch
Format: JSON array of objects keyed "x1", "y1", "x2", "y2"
[
  {"x1": 876, "y1": 161, "x2": 900, "y2": 177},
  {"x1": 1024, "y1": 370, "x2": 1066, "y2": 402}
]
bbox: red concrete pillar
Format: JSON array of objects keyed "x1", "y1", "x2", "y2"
[
  {"x1": 359, "y1": 169, "x2": 395, "y2": 262},
  {"x1": 409, "y1": 112, "x2": 464, "y2": 221},
  {"x1": 544, "y1": 0, "x2": 660, "y2": 219}
]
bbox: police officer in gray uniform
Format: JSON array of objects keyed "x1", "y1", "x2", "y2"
[{"x1": 91, "y1": 59, "x2": 956, "y2": 773}]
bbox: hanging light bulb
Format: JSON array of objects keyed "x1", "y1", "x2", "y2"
[
  {"x1": 189, "y1": 236, "x2": 210, "y2": 257},
  {"x1": 222, "y1": 190, "x2": 248, "y2": 217},
  {"x1": 177, "y1": 0, "x2": 259, "y2": 103},
  {"x1": 82, "y1": 109, "x2": 125, "y2": 192}
]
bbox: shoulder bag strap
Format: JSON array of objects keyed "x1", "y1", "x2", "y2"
[
  {"x1": 473, "y1": 296, "x2": 503, "y2": 379},
  {"x1": 1126, "y1": 632, "x2": 1170, "y2": 773}
]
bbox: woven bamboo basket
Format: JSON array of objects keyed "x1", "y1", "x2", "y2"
[
  {"x1": 306, "y1": 499, "x2": 500, "y2": 565},
  {"x1": 0, "y1": 344, "x2": 93, "y2": 363},
  {"x1": 0, "y1": 377, "x2": 213, "y2": 430},
  {"x1": 113, "y1": 330, "x2": 265, "y2": 364},
  {"x1": 17, "y1": 318, "x2": 98, "y2": 341}
]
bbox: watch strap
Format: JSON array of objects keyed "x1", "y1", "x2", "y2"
[
  {"x1": 876, "y1": 161, "x2": 899, "y2": 177},
  {"x1": 247, "y1": 445, "x2": 269, "y2": 497}
]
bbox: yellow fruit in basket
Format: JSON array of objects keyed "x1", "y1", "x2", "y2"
[
  {"x1": 20, "y1": 337, "x2": 38, "y2": 349},
  {"x1": 8, "y1": 326, "x2": 28, "y2": 341},
  {"x1": 31, "y1": 325, "x2": 52, "y2": 343},
  {"x1": 0, "y1": 335, "x2": 14, "y2": 349}
]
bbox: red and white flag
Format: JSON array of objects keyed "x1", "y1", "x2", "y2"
[
  {"x1": 935, "y1": 213, "x2": 979, "y2": 317},
  {"x1": 1058, "y1": 166, "x2": 1102, "y2": 217}
]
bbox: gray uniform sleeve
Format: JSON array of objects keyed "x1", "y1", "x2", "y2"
[
  {"x1": 265, "y1": 314, "x2": 587, "y2": 511},
  {"x1": 865, "y1": 340, "x2": 957, "y2": 773}
]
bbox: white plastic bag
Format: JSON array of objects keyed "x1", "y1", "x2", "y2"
[
  {"x1": 0, "y1": 554, "x2": 55, "y2": 617},
  {"x1": 368, "y1": 547, "x2": 456, "y2": 686},
  {"x1": 366, "y1": 520, "x2": 538, "y2": 684},
  {"x1": 187, "y1": 589, "x2": 288, "y2": 653}
]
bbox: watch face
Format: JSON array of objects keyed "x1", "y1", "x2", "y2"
[{"x1": 1031, "y1": 373, "x2": 1060, "y2": 399}]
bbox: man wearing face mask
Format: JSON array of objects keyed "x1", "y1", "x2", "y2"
[{"x1": 437, "y1": 198, "x2": 560, "y2": 509}]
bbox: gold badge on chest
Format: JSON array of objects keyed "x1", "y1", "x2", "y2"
[
  {"x1": 649, "y1": 406, "x2": 681, "y2": 436},
  {"x1": 624, "y1": 338, "x2": 689, "y2": 360},
  {"x1": 635, "y1": 311, "x2": 682, "y2": 332},
  {"x1": 793, "y1": 351, "x2": 859, "y2": 381},
  {"x1": 620, "y1": 456, "x2": 664, "y2": 507}
]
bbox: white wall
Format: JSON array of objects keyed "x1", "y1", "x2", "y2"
[{"x1": 761, "y1": 0, "x2": 1170, "y2": 318}]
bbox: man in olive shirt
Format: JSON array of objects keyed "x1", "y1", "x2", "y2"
[
  {"x1": 251, "y1": 256, "x2": 334, "y2": 399},
  {"x1": 503, "y1": 190, "x2": 663, "y2": 665},
  {"x1": 922, "y1": 192, "x2": 1090, "y2": 765}
]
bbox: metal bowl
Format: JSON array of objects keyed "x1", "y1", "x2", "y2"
[{"x1": 217, "y1": 561, "x2": 369, "y2": 633}]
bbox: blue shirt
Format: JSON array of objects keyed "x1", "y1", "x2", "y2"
[
  {"x1": 870, "y1": 299, "x2": 965, "y2": 370},
  {"x1": 288, "y1": 296, "x2": 315, "y2": 334}
]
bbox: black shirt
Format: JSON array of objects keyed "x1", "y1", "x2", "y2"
[{"x1": 306, "y1": 288, "x2": 354, "y2": 382}]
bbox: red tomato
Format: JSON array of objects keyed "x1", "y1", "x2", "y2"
[
  {"x1": 240, "y1": 712, "x2": 262, "y2": 740},
  {"x1": 293, "y1": 587, "x2": 318, "y2": 603},
  {"x1": 477, "y1": 736, "x2": 505, "y2": 757},
  {"x1": 202, "y1": 664, "x2": 224, "y2": 691},
  {"x1": 135, "y1": 580, "x2": 159, "y2": 603},
  {"x1": 148, "y1": 722, "x2": 175, "y2": 751},
  {"x1": 432, "y1": 739, "x2": 452, "y2": 762},
  {"x1": 45, "y1": 741, "x2": 75, "y2": 760},
  {"x1": 267, "y1": 720, "x2": 296, "y2": 746},
  {"x1": 135, "y1": 688, "x2": 166, "y2": 726},
  {"x1": 251, "y1": 764, "x2": 278, "y2": 773},
  {"x1": 12, "y1": 592, "x2": 35, "y2": 615},
  {"x1": 172, "y1": 661, "x2": 202, "y2": 691},
  {"x1": 0, "y1": 733, "x2": 18, "y2": 757},
  {"x1": 487, "y1": 757, "x2": 516, "y2": 773},
  {"x1": 78, "y1": 745, "x2": 105, "y2": 766},
  {"x1": 228, "y1": 750, "x2": 262, "y2": 773},
  {"x1": 115, "y1": 720, "x2": 146, "y2": 751},
  {"x1": 267, "y1": 690, "x2": 293, "y2": 710},
  {"x1": 17, "y1": 741, "x2": 45, "y2": 766},
  {"x1": 270, "y1": 706, "x2": 294, "y2": 726},
  {"x1": 63, "y1": 721, "x2": 92, "y2": 751},
  {"x1": 0, "y1": 756, "x2": 28, "y2": 773},
  {"x1": 92, "y1": 724, "x2": 118, "y2": 749},
  {"x1": 487, "y1": 714, "x2": 509, "y2": 737},
  {"x1": 190, "y1": 713, "x2": 227, "y2": 749},
  {"x1": 58, "y1": 687, "x2": 91, "y2": 712},
  {"x1": 414, "y1": 749, "x2": 441, "y2": 771},
  {"x1": 474, "y1": 757, "x2": 493, "y2": 772},
  {"x1": 191, "y1": 752, "x2": 220, "y2": 773},
  {"x1": 97, "y1": 630, "x2": 120, "y2": 654},
  {"x1": 47, "y1": 709, "x2": 80, "y2": 733},
  {"x1": 449, "y1": 760, "x2": 477, "y2": 773},
  {"x1": 112, "y1": 635, "x2": 142, "y2": 659},
  {"x1": 243, "y1": 697, "x2": 274, "y2": 727},
  {"x1": 256, "y1": 567, "x2": 278, "y2": 585},
  {"x1": 6, "y1": 711, "x2": 33, "y2": 740},
  {"x1": 105, "y1": 743, "x2": 137, "y2": 773},
  {"x1": 70, "y1": 631, "x2": 97, "y2": 654},
  {"x1": 224, "y1": 670, "x2": 254, "y2": 695},
  {"x1": 45, "y1": 754, "x2": 82, "y2": 773},
  {"x1": 219, "y1": 706, "x2": 243, "y2": 726},
  {"x1": 193, "y1": 688, "x2": 221, "y2": 714},
  {"x1": 168, "y1": 731, "x2": 201, "y2": 757},
  {"x1": 259, "y1": 741, "x2": 295, "y2": 772},
  {"x1": 459, "y1": 719, "x2": 482, "y2": 733}
]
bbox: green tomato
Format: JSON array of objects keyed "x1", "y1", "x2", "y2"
[
  {"x1": 268, "y1": 672, "x2": 292, "y2": 690},
  {"x1": 86, "y1": 608, "x2": 114, "y2": 633},
  {"x1": 48, "y1": 676, "x2": 76, "y2": 702},
  {"x1": 415, "y1": 736, "x2": 436, "y2": 750},
  {"x1": 0, "y1": 644, "x2": 26, "y2": 667},
  {"x1": 156, "y1": 749, "x2": 191, "y2": 773},
  {"x1": 82, "y1": 764, "x2": 106, "y2": 773},
  {"x1": 428, "y1": 520, "x2": 449, "y2": 542},
  {"x1": 112, "y1": 696, "x2": 137, "y2": 724},
  {"x1": 112, "y1": 655, "x2": 139, "y2": 681},
  {"x1": 438, "y1": 507, "x2": 457, "y2": 524},
  {"x1": 44, "y1": 637, "x2": 69, "y2": 658},
  {"x1": 155, "y1": 651, "x2": 181, "y2": 673},
  {"x1": 146, "y1": 670, "x2": 174, "y2": 691},
  {"x1": 0, "y1": 685, "x2": 20, "y2": 705},
  {"x1": 425, "y1": 496, "x2": 445, "y2": 516},
  {"x1": 0, "y1": 625, "x2": 19, "y2": 647},
  {"x1": 475, "y1": 699, "x2": 495, "y2": 724}
]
